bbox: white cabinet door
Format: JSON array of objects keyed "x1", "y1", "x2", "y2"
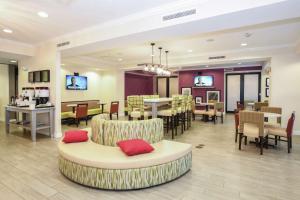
[
  {"x1": 227, "y1": 75, "x2": 241, "y2": 112},
  {"x1": 244, "y1": 74, "x2": 259, "y2": 102},
  {"x1": 169, "y1": 77, "x2": 179, "y2": 96}
]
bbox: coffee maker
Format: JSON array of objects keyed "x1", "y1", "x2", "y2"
[{"x1": 34, "y1": 87, "x2": 50, "y2": 106}]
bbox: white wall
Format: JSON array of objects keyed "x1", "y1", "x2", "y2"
[
  {"x1": 18, "y1": 43, "x2": 62, "y2": 137},
  {"x1": 271, "y1": 53, "x2": 300, "y2": 132},
  {"x1": 0, "y1": 64, "x2": 9, "y2": 121},
  {"x1": 61, "y1": 67, "x2": 102, "y2": 102}
]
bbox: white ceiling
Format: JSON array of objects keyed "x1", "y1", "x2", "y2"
[
  {"x1": 0, "y1": 0, "x2": 175, "y2": 44},
  {"x1": 62, "y1": 19, "x2": 300, "y2": 70}
]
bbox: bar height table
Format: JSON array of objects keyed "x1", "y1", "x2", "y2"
[{"x1": 144, "y1": 98, "x2": 173, "y2": 118}]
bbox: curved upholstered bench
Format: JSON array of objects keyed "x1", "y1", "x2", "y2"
[{"x1": 58, "y1": 131, "x2": 192, "y2": 190}]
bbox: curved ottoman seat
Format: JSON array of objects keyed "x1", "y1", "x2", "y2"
[{"x1": 58, "y1": 138, "x2": 192, "y2": 190}]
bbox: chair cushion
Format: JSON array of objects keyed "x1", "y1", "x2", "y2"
[
  {"x1": 268, "y1": 127, "x2": 287, "y2": 137},
  {"x1": 88, "y1": 108, "x2": 101, "y2": 116},
  {"x1": 117, "y1": 139, "x2": 154, "y2": 156},
  {"x1": 63, "y1": 130, "x2": 88, "y2": 143},
  {"x1": 244, "y1": 123, "x2": 267, "y2": 137},
  {"x1": 61, "y1": 112, "x2": 73, "y2": 119},
  {"x1": 264, "y1": 122, "x2": 281, "y2": 129},
  {"x1": 158, "y1": 109, "x2": 175, "y2": 116},
  {"x1": 194, "y1": 110, "x2": 207, "y2": 115}
]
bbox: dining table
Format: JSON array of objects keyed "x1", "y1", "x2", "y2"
[
  {"x1": 144, "y1": 98, "x2": 173, "y2": 118},
  {"x1": 199, "y1": 103, "x2": 215, "y2": 111},
  {"x1": 97, "y1": 103, "x2": 106, "y2": 113},
  {"x1": 67, "y1": 104, "x2": 77, "y2": 113}
]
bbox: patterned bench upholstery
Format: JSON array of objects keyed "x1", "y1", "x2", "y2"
[
  {"x1": 91, "y1": 114, "x2": 164, "y2": 146},
  {"x1": 58, "y1": 115, "x2": 192, "y2": 190}
]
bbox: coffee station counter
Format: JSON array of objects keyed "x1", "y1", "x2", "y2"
[{"x1": 5, "y1": 105, "x2": 55, "y2": 142}]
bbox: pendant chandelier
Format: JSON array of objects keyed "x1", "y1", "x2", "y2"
[{"x1": 142, "y1": 43, "x2": 171, "y2": 76}]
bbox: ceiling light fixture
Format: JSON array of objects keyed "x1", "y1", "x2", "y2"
[
  {"x1": 205, "y1": 65, "x2": 209, "y2": 68},
  {"x1": 3, "y1": 28, "x2": 12, "y2": 33},
  {"x1": 188, "y1": 49, "x2": 193, "y2": 53},
  {"x1": 10, "y1": 60, "x2": 17, "y2": 63},
  {"x1": 206, "y1": 38, "x2": 215, "y2": 42},
  {"x1": 238, "y1": 62, "x2": 242, "y2": 65},
  {"x1": 37, "y1": 11, "x2": 48, "y2": 18},
  {"x1": 61, "y1": 63, "x2": 65, "y2": 66},
  {"x1": 140, "y1": 43, "x2": 171, "y2": 76},
  {"x1": 241, "y1": 43, "x2": 248, "y2": 47},
  {"x1": 118, "y1": 58, "x2": 123, "y2": 61}
]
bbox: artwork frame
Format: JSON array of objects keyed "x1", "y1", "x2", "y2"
[
  {"x1": 181, "y1": 87, "x2": 192, "y2": 96},
  {"x1": 206, "y1": 90, "x2": 220, "y2": 102},
  {"x1": 265, "y1": 88, "x2": 270, "y2": 97},
  {"x1": 266, "y1": 78, "x2": 270, "y2": 87},
  {"x1": 195, "y1": 96, "x2": 203, "y2": 104}
]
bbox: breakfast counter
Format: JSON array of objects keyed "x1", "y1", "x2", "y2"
[{"x1": 5, "y1": 106, "x2": 55, "y2": 142}]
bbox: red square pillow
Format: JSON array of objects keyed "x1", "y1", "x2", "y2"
[
  {"x1": 63, "y1": 130, "x2": 88, "y2": 143},
  {"x1": 117, "y1": 139, "x2": 154, "y2": 156}
]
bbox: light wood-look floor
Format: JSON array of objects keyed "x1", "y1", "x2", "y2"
[{"x1": 1, "y1": 115, "x2": 300, "y2": 200}]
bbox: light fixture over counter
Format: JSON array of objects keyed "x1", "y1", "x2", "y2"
[{"x1": 140, "y1": 43, "x2": 171, "y2": 76}]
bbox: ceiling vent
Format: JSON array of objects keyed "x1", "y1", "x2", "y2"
[
  {"x1": 162, "y1": 9, "x2": 196, "y2": 21},
  {"x1": 209, "y1": 56, "x2": 226, "y2": 60},
  {"x1": 57, "y1": 41, "x2": 70, "y2": 48}
]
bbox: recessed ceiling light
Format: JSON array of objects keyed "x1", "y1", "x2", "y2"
[
  {"x1": 187, "y1": 49, "x2": 193, "y2": 53},
  {"x1": 37, "y1": 11, "x2": 48, "y2": 18},
  {"x1": 205, "y1": 65, "x2": 209, "y2": 67},
  {"x1": 241, "y1": 43, "x2": 248, "y2": 47},
  {"x1": 3, "y1": 28, "x2": 13, "y2": 33},
  {"x1": 61, "y1": 63, "x2": 65, "y2": 66},
  {"x1": 238, "y1": 62, "x2": 242, "y2": 65},
  {"x1": 118, "y1": 58, "x2": 123, "y2": 61},
  {"x1": 10, "y1": 60, "x2": 17, "y2": 63}
]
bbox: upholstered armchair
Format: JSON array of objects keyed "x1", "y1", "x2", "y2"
[{"x1": 239, "y1": 111, "x2": 268, "y2": 155}]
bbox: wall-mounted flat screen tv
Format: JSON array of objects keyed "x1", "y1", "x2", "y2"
[
  {"x1": 66, "y1": 75, "x2": 88, "y2": 90},
  {"x1": 194, "y1": 75, "x2": 213, "y2": 87}
]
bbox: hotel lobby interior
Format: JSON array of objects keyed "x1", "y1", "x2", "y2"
[{"x1": 1, "y1": 0, "x2": 300, "y2": 199}]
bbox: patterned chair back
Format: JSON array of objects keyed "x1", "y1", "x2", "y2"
[{"x1": 127, "y1": 95, "x2": 144, "y2": 115}]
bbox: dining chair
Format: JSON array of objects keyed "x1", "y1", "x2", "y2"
[
  {"x1": 234, "y1": 110, "x2": 240, "y2": 143},
  {"x1": 239, "y1": 111, "x2": 268, "y2": 155},
  {"x1": 158, "y1": 96, "x2": 179, "y2": 139},
  {"x1": 267, "y1": 112, "x2": 295, "y2": 153},
  {"x1": 261, "y1": 106, "x2": 282, "y2": 128},
  {"x1": 70, "y1": 103, "x2": 88, "y2": 127},
  {"x1": 109, "y1": 101, "x2": 119, "y2": 120},
  {"x1": 236, "y1": 101, "x2": 244, "y2": 111},
  {"x1": 127, "y1": 96, "x2": 151, "y2": 120},
  {"x1": 254, "y1": 102, "x2": 269, "y2": 111}
]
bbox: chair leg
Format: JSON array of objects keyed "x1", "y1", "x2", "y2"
[
  {"x1": 235, "y1": 129, "x2": 238, "y2": 143},
  {"x1": 290, "y1": 137, "x2": 292, "y2": 148},
  {"x1": 275, "y1": 136, "x2": 278, "y2": 145},
  {"x1": 166, "y1": 116, "x2": 169, "y2": 133},
  {"x1": 244, "y1": 136, "x2": 247, "y2": 145},
  {"x1": 86, "y1": 117, "x2": 88, "y2": 125},
  {"x1": 221, "y1": 114, "x2": 224, "y2": 123},
  {"x1": 181, "y1": 113, "x2": 184, "y2": 134},
  {"x1": 260, "y1": 136, "x2": 263, "y2": 155},
  {"x1": 110, "y1": 114, "x2": 112, "y2": 120},
  {"x1": 239, "y1": 133, "x2": 243, "y2": 150},
  {"x1": 77, "y1": 118, "x2": 79, "y2": 127},
  {"x1": 266, "y1": 135, "x2": 269, "y2": 149},
  {"x1": 288, "y1": 137, "x2": 291, "y2": 153},
  {"x1": 171, "y1": 116, "x2": 174, "y2": 139},
  {"x1": 117, "y1": 113, "x2": 119, "y2": 120},
  {"x1": 214, "y1": 116, "x2": 216, "y2": 124}
]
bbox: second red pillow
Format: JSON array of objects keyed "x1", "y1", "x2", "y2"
[{"x1": 117, "y1": 139, "x2": 154, "y2": 156}]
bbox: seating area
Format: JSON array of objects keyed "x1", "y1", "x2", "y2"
[
  {"x1": 235, "y1": 102, "x2": 296, "y2": 154},
  {"x1": 58, "y1": 114, "x2": 192, "y2": 190},
  {"x1": 1, "y1": 1, "x2": 300, "y2": 199}
]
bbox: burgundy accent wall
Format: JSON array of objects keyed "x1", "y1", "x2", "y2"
[
  {"x1": 178, "y1": 69, "x2": 225, "y2": 103},
  {"x1": 125, "y1": 73, "x2": 154, "y2": 99}
]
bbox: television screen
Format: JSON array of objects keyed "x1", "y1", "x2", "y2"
[
  {"x1": 66, "y1": 75, "x2": 88, "y2": 90},
  {"x1": 194, "y1": 75, "x2": 213, "y2": 87}
]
